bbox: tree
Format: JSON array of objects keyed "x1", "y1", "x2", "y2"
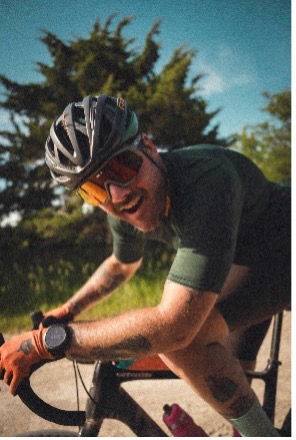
[
  {"x1": 129, "y1": 46, "x2": 222, "y2": 149},
  {"x1": 233, "y1": 90, "x2": 291, "y2": 183},
  {"x1": 0, "y1": 14, "x2": 227, "y2": 222}
]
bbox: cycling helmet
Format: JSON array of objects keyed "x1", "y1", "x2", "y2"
[{"x1": 45, "y1": 94, "x2": 139, "y2": 189}]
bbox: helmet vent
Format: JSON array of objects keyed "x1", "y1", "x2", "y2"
[{"x1": 57, "y1": 123, "x2": 75, "y2": 158}]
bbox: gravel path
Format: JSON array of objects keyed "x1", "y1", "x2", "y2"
[{"x1": 0, "y1": 311, "x2": 291, "y2": 437}]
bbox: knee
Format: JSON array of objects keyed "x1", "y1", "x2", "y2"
[
  {"x1": 183, "y1": 307, "x2": 229, "y2": 351},
  {"x1": 194, "y1": 307, "x2": 229, "y2": 347},
  {"x1": 160, "y1": 308, "x2": 229, "y2": 373}
]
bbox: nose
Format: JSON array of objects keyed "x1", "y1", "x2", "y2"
[{"x1": 107, "y1": 182, "x2": 132, "y2": 203}]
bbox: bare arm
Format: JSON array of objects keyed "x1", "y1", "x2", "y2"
[
  {"x1": 65, "y1": 254, "x2": 142, "y2": 316},
  {"x1": 66, "y1": 280, "x2": 218, "y2": 361}
]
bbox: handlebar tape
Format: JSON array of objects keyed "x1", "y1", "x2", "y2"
[
  {"x1": 28, "y1": 311, "x2": 86, "y2": 425},
  {"x1": 0, "y1": 330, "x2": 85, "y2": 426},
  {"x1": 17, "y1": 379, "x2": 86, "y2": 426}
]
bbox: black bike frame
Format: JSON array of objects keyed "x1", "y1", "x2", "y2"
[{"x1": 246, "y1": 312, "x2": 283, "y2": 423}]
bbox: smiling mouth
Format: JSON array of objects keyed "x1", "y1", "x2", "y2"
[{"x1": 121, "y1": 196, "x2": 144, "y2": 214}]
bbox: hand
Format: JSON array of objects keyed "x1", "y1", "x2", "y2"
[
  {"x1": 41, "y1": 303, "x2": 74, "y2": 328},
  {"x1": 0, "y1": 329, "x2": 54, "y2": 395}
]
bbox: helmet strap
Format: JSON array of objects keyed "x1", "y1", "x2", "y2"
[{"x1": 138, "y1": 139, "x2": 171, "y2": 218}]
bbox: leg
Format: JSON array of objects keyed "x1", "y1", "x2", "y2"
[
  {"x1": 221, "y1": 185, "x2": 291, "y2": 371},
  {"x1": 160, "y1": 259, "x2": 288, "y2": 419},
  {"x1": 230, "y1": 318, "x2": 272, "y2": 372},
  {"x1": 160, "y1": 308, "x2": 280, "y2": 436},
  {"x1": 160, "y1": 308, "x2": 254, "y2": 420},
  {"x1": 227, "y1": 319, "x2": 272, "y2": 437}
]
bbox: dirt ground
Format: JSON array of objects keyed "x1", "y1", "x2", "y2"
[{"x1": 0, "y1": 311, "x2": 291, "y2": 437}]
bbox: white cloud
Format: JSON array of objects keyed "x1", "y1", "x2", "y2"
[
  {"x1": 201, "y1": 67, "x2": 226, "y2": 95},
  {"x1": 193, "y1": 45, "x2": 257, "y2": 97},
  {"x1": 232, "y1": 73, "x2": 255, "y2": 85}
]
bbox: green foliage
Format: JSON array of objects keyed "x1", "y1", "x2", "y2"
[
  {"x1": 0, "y1": 197, "x2": 111, "y2": 329},
  {"x1": 232, "y1": 90, "x2": 291, "y2": 183}
]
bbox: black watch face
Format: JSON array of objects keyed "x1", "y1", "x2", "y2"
[{"x1": 45, "y1": 325, "x2": 67, "y2": 350}]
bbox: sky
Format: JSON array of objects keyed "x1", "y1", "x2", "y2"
[{"x1": 0, "y1": 0, "x2": 291, "y2": 139}]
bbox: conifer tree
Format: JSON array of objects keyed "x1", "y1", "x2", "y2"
[{"x1": 0, "y1": 14, "x2": 227, "y2": 221}]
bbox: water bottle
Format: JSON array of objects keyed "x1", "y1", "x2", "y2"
[
  {"x1": 232, "y1": 427, "x2": 241, "y2": 437},
  {"x1": 163, "y1": 403, "x2": 208, "y2": 437}
]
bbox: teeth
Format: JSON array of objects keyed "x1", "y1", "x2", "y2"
[
  {"x1": 121, "y1": 197, "x2": 140, "y2": 212},
  {"x1": 123, "y1": 201, "x2": 138, "y2": 211},
  {"x1": 120, "y1": 196, "x2": 143, "y2": 214}
]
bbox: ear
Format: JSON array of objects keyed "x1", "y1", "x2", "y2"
[{"x1": 141, "y1": 133, "x2": 158, "y2": 154}]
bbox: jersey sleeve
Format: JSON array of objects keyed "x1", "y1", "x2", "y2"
[
  {"x1": 167, "y1": 165, "x2": 244, "y2": 293},
  {"x1": 107, "y1": 215, "x2": 145, "y2": 263}
]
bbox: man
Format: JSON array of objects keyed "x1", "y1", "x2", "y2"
[{"x1": 0, "y1": 95, "x2": 290, "y2": 436}]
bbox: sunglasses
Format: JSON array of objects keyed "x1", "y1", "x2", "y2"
[{"x1": 77, "y1": 140, "x2": 143, "y2": 206}]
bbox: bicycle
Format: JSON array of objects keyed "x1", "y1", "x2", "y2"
[{"x1": 0, "y1": 311, "x2": 291, "y2": 437}]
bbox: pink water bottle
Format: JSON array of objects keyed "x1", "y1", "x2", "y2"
[{"x1": 163, "y1": 403, "x2": 209, "y2": 437}]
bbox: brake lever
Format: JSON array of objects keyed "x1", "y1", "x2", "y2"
[
  {"x1": 30, "y1": 310, "x2": 44, "y2": 329},
  {"x1": 31, "y1": 310, "x2": 73, "y2": 329}
]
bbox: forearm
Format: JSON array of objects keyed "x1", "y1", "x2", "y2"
[
  {"x1": 66, "y1": 307, "x2": 161, "y2": 361},
  {"x1": 65, "y1": 284, "x2": 218, "y2": 362},
  {"x1": 65, "y1": 254, "x2": 141, "y2": 317}
]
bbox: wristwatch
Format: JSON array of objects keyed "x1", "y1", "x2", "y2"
[{"x1": 44, "y1": 324, "x2": 71, "y2": 358}]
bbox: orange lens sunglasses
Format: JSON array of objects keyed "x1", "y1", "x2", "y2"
[{"x1": 77, "y1": 148, "x2": 143, "y2": 206}]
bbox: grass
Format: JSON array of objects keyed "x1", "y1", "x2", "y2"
[
  {"x1": 0, "y1": 270, "x2": 167, "y2": 335},
  {"x1": 79, "y1": 273, "x2": 165, "y2": 320}
]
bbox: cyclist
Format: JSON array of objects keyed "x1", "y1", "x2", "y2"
[{"x1": 0, "y1": 95, "x2": 290, "y2": 437}]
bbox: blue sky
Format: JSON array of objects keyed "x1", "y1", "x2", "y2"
[{"x1": 0, "y1": 0, "x2": 291, "y2": 138}]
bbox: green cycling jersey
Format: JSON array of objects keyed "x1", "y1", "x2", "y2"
[{"x1": 108, "y1": 144, "x2": 287, "y2": 293}]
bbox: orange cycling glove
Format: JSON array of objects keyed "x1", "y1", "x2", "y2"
[
  {"x1": 0, "y1": 329, "x2": 54, "y2": 395},
  {"x1": 42, "y1": 303, "x2": 74, "y2": 327}
]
